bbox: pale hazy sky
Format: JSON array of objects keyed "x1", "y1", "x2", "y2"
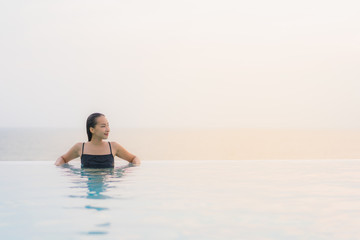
[{"x1": 1, "y1": 0, "x2": 359, "y2": 129}]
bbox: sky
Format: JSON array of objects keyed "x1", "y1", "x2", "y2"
[{"x1": 1, "y1": 0, "x2": 359, "y2": 129}]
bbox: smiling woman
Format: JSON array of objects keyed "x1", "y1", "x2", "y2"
[{"x1": 54, "y1": 113, "x2": 141, "y2": 168}]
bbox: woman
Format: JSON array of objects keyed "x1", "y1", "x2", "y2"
[{"x1": 54, "y1": 113, "x2": 141, "y2": 167}]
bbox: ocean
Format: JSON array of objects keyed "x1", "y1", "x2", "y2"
[{"x1": 0, "y1": 128, "x2": 359, "y2": 161}]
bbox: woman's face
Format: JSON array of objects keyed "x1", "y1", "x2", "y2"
[{"x1": 91, "y1": 116, "x2": 110, "y2": 140}]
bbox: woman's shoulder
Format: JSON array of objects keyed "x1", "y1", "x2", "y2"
[
  {"x1": 109, "y1": 141, "x2": 125, "y2": 150},
  {"x1": 71, "y1": 142, "x2": 84, "y2": 151},
  {"x1": 109, "y1": 141, "x2": 135, "y2": 160},
  {"x1": 63, "y1": 142, "x2": 83, "y2": 157},
  {"x1": 109, "y1": 141, "x2": 121, "y2": 147}
]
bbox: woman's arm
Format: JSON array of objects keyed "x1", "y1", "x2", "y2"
[
  {"x1": 54, "y1": 142, "x2": 82, "y2": 166},
  {"x1": 54, "y1": 156, "x2": 67, "y2": 166},
  {"x1": 112, "y1": 142, "x2": 141, "y2": 165}
]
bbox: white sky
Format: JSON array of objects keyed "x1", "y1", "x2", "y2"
[{"x1": 0, "y1": 0, "x2": 359, "y2": 129}]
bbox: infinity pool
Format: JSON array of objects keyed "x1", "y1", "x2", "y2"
[{"x1": 1, "y1": 160, "x2": 360, "y2": 239}]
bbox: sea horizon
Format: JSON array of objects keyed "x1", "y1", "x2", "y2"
[{"x1": 0, "y1": 127, "x2": 359, "y2": 161}]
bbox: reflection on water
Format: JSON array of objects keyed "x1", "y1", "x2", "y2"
[
  {"x1": 62, "y1": 163, "x2": 133, "y2": 200},
  {"x1": 60, "y1": 163, "x2": 135, "y2": 236}
]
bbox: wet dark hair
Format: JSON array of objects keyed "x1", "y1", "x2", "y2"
[{"x1": 86, "y1": 113, "x2": 105, "y2": 141}]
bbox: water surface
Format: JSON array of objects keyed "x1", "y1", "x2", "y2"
[{"x1": 1, "y1": 160, "x2": 360, "y2": 239}]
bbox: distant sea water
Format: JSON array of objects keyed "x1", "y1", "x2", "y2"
[{"x1": 0, "y1": 128, "x2": 359, "y2": 161}]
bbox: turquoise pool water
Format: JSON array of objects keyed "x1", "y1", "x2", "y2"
[{"x1": 1, "y1": 160, "x2": 360, "y2": 239}]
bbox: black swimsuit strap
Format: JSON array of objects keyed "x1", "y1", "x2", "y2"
[
  {"x1": 108, "y1": 142, "x2": 112, "y2": 154},
  {"x1": 82, "y1": 142, "x2": 85, "y2": 155}
]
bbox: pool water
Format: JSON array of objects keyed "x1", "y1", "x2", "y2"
[{"x1": 1, "y1": 160, "x2": 360, "y2": 239}]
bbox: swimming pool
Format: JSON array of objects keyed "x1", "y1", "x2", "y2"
[{"x1": 1, "y1": 159, "x2": 360, "y2": 239}]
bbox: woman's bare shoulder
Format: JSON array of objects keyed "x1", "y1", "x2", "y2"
[
  {"x1": 109, "y1": 141, "x2": 129, "y2": 151},
  {"x1": 109, "y1": 141, "x2": 135, "y2": 161},
  {"x1": 61, "y1": 142, "x2": 84, "y2": 161},
  {"x1": 71, "y1": 142, "x2": 84, "y2": 151},
  {"x1": 110, "y1": 141, "x2": 122, "y2": 148}
]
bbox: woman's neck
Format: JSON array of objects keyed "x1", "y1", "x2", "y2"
[{"x1": 90, "y1": 137, "x2": 104, "y2": 145}]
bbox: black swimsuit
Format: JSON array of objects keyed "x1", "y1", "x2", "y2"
[{"x1": 81, "y1": 142, "x2": 114, "y2": 168}]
